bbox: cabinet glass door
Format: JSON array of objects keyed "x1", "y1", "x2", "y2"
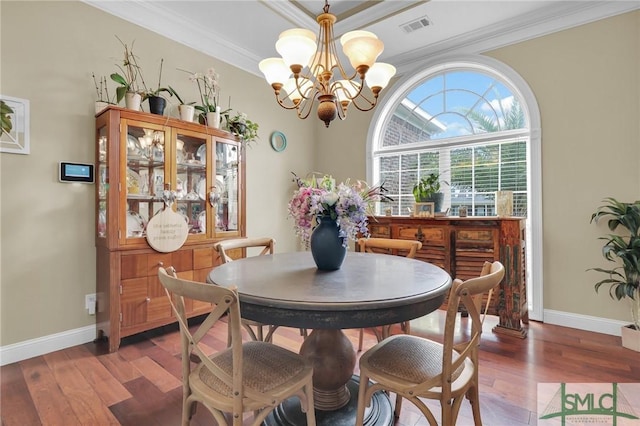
[
  {"x1": 214, "y1": 140, "x2": 240, "y2": 233},
  {"x1": 123, "y1": 121, "x2": 168, "y2": 242},
  {"x1": 97, "y1": 126, "x2": 108, "y2": 239},
  {"x1": 175, "y1": 130, "x2": 209, "y2": 238}
]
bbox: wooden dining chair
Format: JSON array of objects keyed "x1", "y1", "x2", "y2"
[
  {"x1": 356, "y1": 237, "x2": 423, "y2": 351},
  {"x1": 158, "y1": 266, "x2": 316, "y2": 426},
  {"x1": 355, "y1": 261, "x2": 505, "y2": 426},
  {"x1": 214, "y1": 237, "x2": 307, "y2": 342}
]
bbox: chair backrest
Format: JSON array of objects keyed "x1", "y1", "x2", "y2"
[
  {"x1": 157, "y1": 266, "x2": 248, "y2": 404},
  {"x1": 439, "y1": 261, "x2": 505, "y2": 396},
  {"x1": 357, "y1": 237, "x2": 422, "y2": 258},
  {"x1": 214, "y1": 237, "x2": 275, "y2": 264}
]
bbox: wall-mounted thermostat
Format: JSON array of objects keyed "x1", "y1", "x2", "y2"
[{"x1": 59, "y1": 161, "x2": 94, "y2": 183}]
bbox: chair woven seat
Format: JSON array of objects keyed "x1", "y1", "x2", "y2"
[
  {"x1": 356, "y1": 261, "x2": 505, "y2": 426},
  {"x1": 198, "y1": 341, "x2": 309, "y2": 396},
  {"x1": 367, "y1": 335, "x2": 466, "y2": 385}
]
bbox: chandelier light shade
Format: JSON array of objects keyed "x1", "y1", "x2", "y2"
[{"x1": 258, "y1": 1, "x2": 396, "y2": 127}]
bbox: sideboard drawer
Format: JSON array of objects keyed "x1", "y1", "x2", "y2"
[{"x1": 395, "y1": 225, "x2": 446, "y2": 245}]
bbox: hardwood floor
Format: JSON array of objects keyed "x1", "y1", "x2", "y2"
[{"x1": 2, "y1": 312, "x2": 638, "y2": 426}]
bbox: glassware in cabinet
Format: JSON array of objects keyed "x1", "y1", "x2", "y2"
[
  {"x1": 214, "y1": 140, "x2": 240, "y2": 233},
  {"x1": 174, "y1": 130, "x2": 209, "y2": 237},
  {"x1": 122, "y1": 120, "x2": 169, "y2": 241},
  {"x1": 97, "y1": 126, "x2": 108, "y2": 239}
]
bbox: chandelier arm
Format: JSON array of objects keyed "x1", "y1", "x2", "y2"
[
  {"x1": 331, "y1": 78, "x2": 366, "y2": 101},
  {"x1": 295, "y1": 75, "x2": 323, "y2": 102},
  {"x1": 295, "y1": 97, "x2": 314, "y2": 120},
  {"x1": 349, "y1": 95, "x2": 378, "y2": 112},
  {"x1": 336, "y1": 99, "x2": 346, "y2": 121},
  {"x1": 274, "y1": 92, "x2": 314, "y2": 120},
  {"x1": 275, "y1": 97, "x2": 302, "y2": 111}
]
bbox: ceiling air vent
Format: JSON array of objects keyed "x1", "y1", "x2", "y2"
[{"x1": 401, "y1": 16, "x2": 431, "y2": 34}]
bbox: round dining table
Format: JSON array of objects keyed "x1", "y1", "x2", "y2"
[{"x1": 207, "y1": 251, "x2": 451, "y2": 426}]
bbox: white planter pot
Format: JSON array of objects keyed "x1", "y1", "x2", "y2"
[
  {"x1": 95, "y1": 101, "x2": 110, "y2": 114},
  {"x1": 206, "y1": 111, "x2": 221, "y2": 129},
  {"x1": 621, "y1": 324, "x2": 640, "y2": 352},
  {"x1": 125, "y1": 92, "x2": 142, "y2": 111},
  {"x1": 179, "y1": 104, "x2": 195, "y2": 122}
]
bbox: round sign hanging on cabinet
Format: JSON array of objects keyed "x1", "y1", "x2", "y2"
[
  {"x1": 270, "y1": 131, "x2": 287, "y2": 152},
  {"x1": 146, "y1": 208, "x2": 189, "y2": 252}
]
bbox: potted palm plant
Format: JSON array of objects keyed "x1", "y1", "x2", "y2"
[
  {"x1": 412, "y1": 172, "x2": 446, "y2": 212},
  {"x1": 589, "y1": 197, "x2": 640, "y2": 351}
]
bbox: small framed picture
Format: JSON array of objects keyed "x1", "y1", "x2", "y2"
[{"x1": 414, "y1": 202, "x2": 435, "y2": 218}]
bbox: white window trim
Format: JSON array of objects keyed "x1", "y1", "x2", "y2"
[{"x1": 366, "y1": 54, "x2": 543, "y2": 321}]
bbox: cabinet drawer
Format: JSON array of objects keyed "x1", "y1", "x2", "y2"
[
  {"x1": 455, "y1": 229, "x2": 496, "y2": 248},
  {"x1": 194, "y1": 247, "x2": 216, "y2": 269},
  {"x1": 369, "y1": 224, "x2": 390, "y2": 238},
  {"x1": 121, "y1": 254, "x2": 148, "y2": 279},
  {"x1": 396, "y1": 226, "x2": 445, "y2": 244}
]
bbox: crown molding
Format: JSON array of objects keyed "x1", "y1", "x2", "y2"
[
  {"x1": 83, "y1": 0, "x2": 261, "y2": 73},
  {"x1": 391, "y1": 1, "x2": 640, "y2": 76},
  {"x1": 84, "y1": 0, "x2": 640, "y2": 79}
]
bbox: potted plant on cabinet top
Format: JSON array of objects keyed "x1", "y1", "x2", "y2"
[
  {"x1": 589, "y1": 197, "x2": 640, "y2": 351},
  {"x1": 190, "y1": 67, "x2": 221, "y2": 128},
  {"x1": 225, "y1": 111, "x2": 259, "y2": 144},
  {"x1": 143, "y1": 59, "x2": 173, "y2": 116},
  {"x1": 413, "y1": 172, "x2": 446, "y2": 212},
  {"x1": 167, "y1": 86, "x2": 196, "y2": 122},
  {"x1": 92, "y1": 73, "x2": 116, "y2": 113},
  {"x1": 110, "y1": 37, "x2": 147, "y2": 111}
]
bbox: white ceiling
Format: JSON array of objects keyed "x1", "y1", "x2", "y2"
[{"x1": 85, "y1": 0, "x2": 639, "y2": 77}]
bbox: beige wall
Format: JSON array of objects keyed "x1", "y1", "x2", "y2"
[
  {"x1": 320, "y1": 11, "x2": 640, "y2": 323},
  {"x1": 1, "y1": 2, "x2": 638, "y2": 349},
  {"x1": 0, "y1": 1, "x2": 314, "y2": 346}
]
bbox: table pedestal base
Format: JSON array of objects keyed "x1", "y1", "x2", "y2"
[{"x1": 263, "y1": 376, "x2": 393, "y2": 426}]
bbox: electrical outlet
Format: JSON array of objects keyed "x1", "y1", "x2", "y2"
[{"x1": 85, "y1": 293, "x2": 97, "y2": 315}]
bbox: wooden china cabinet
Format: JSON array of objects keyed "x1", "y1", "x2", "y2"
[{"x1": 95, "y1": 106, "x2": 245, "y2": 352}]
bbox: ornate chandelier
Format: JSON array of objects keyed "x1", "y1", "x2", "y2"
[{"x1": 258, "y1": 1, "x2": 396, "y2": 127}]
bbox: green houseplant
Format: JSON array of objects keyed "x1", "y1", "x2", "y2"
[
  {"x1": 167, "y1": 86, "x2": 196, "y2": 122},
  {"x1": 590, "y1": 197, "x2": 640, "y2": 351},
  {"x1": 110, "y1": 37, "x2": 147, "y2": 110},
  {"x1": 412, "y1": 172, "x2": 446, "y2": 212},
  {"x1": 143, "y1": 59, "x2": 173, "y2": 115},
  {"x1": 225, "y1": 111, "x2": 259, "y2": 144}
]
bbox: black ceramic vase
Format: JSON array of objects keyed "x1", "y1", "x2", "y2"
[
  {"x1": 148, "y1": 96, "x2": 166, "y2": 115},
  {"x1": 310, "y1": 215, "x2": 347, "y2": 270}
]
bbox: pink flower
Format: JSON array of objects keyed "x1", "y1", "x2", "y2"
[{"x1": 287, "y1": 173, "x2": 391, "y2": 248}]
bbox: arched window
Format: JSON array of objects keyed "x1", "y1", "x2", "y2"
[{"x1": 367, "y1": 56, "x2": 542, "y2": 320}]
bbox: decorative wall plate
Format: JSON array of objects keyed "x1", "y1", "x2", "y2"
[{"x1": 270, "y1": 131, "x2": 287, "y2": 152}]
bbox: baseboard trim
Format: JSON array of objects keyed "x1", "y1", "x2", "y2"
[
  {"x1": 0, "y1": 325, "x2": 96, "y2": 366},
  {"x1": 543, "y1": 309, "x2": 628, "y2": 336},
  {"x1": 0, "y1": 310, "x2": 629, "y2": 365}
]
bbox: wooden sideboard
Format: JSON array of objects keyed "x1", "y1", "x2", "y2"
[{"x1": 365, "y1": 216, "x2": 528, "y2": 338}]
